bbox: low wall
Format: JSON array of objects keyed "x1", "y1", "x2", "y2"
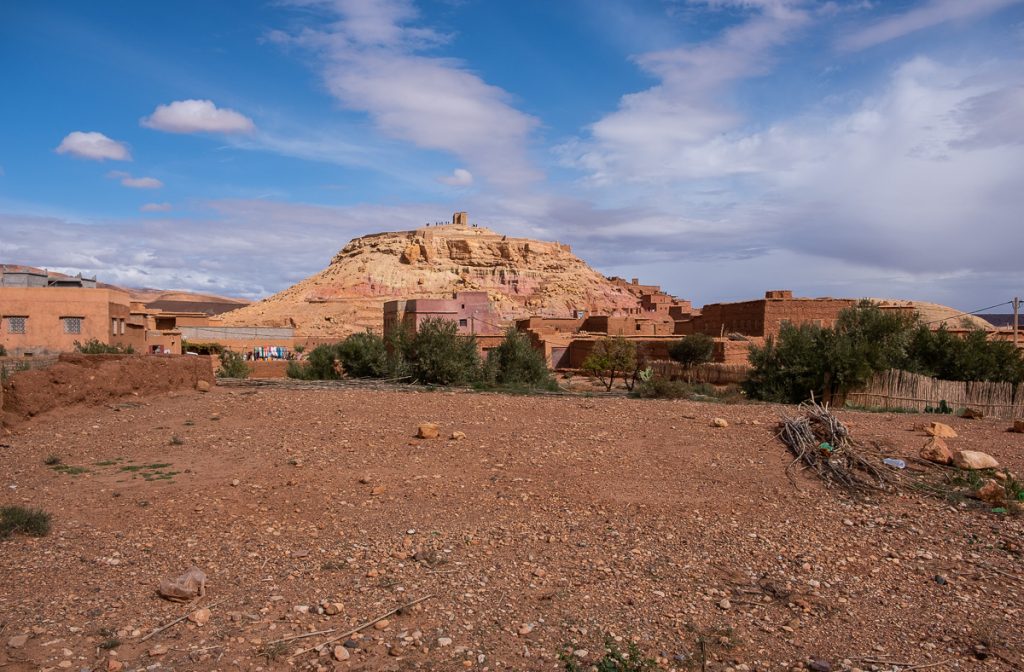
[{"x1": 1, "y1": 353, "x2": 215, "y2": 427}]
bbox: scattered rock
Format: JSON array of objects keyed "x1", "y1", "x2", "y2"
[
  {"x1": 517, "y1": 623, "x2": 534, "y2": 636},
  {"x1": 976, "y1": 479, "x2": 1007, "y2": 506},
  {"x1": 807, "y1": 659, "x2": 832, "y2": 672},
  {"x1": 960, "y1": 407, "x2": 984, "y2": 419},
  {"x1": 374, "y1": 619, "x2": 390, "y2": 630},
  {"x1": 953, "y1": 450, "x2": 999, "y2": 470},
  {"x1": 107, "y1": 659, "x2": 125, "y2": 672},
  {"x1": 158, "y1": 565, "x2": 207, "y2": 602},
  {"x1": 7, "y1": 634, "x2": 28, "y2": 649},
  {"x1": 230, "y1": 478, "x2": 240, "y2": 487},
  {"x1": 196, "y1": 380, "x2": 211, "y2": 393},
  {"x1": 149, "y1": 644, "x2": 168, "y2": 657},
  {"x1": 370, "y1": 485, "x2": 387, "y2": 496},
  {"x1": 718, "y1": 598, "x2": 731, "y2": 609},
  {"x1": 450, "y1": 431, "x2": 467, "y2": 441},
  {"x1": 417, "y1": 423, "x2": 440, "y2": 439},
  {"x1": 920, "y1": 436, "x2": 953, "y2": 465},
  {"x1": 437, "y1": 637, "x2": 453, "y2": 647},
  {"x1": 188, "y1": 607, "x2": 211, "y2": 626},
  {"x1": 1011, "y1": 419, "x2": 1024, "y2": 434},
  {"x1": 333, "y1": 645, "x2": 351, "y2": 661},
  {"x1": 711, "y1": 418, "x2": 729, "y2": 428},
  {"x1": 324, "y1": 602, "x2": 343, "y2": 615},
  {"x1": 924, "y1": 422, "x2": 957, "y2": 438}
]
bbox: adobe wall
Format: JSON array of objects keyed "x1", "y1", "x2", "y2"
[
  {"x1": 1, "y1": 353, "x2": 215, "y2": 427},
  {"x1": 0, "y1": 287, "x2": 134, "y2": 355},
  {"x1": 762, "y1": 299, "x2": 856, "y2": 337}
]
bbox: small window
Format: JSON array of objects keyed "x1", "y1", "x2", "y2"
[
  {"x1": 112, "y1": 318, "x2": 118, "y2": 335},
  {"x1": 6, "y1": 316, "x2": 27, "y2": 334},
  {"x1": 458, "y1": 318, "x2": 468, "y2": 327},
  {"x1": 120, "y1": 319, "x2": 125, "y2": 335},
  {"x1": 62, "y1": 317, "x2": 83, "y2": 334}
]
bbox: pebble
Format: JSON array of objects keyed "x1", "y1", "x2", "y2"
[
  {"x1": 719, "y1": 598, "x2": 731, "y2": 610},
  {"x1": 333, "y1": 645, "x2": 350, "y2": 661},
  {"x1": 374, "y1": 619, "x2": 390, "y2": 630},
  {"x1": 438, "y1": 637, "x2": 453, "y2": 647},
  {"x1": 7, "y1": 634, "x2": 28, "y2": 649},
  {"x1": 517, "y1": 623, "x2": 534, "y2": 636}
]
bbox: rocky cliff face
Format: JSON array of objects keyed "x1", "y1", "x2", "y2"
[{"x1": 217, "y1": 224, "x2": 642, "y2": 337}]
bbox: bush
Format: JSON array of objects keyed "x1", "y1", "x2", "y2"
[
  {"x1": 744, "y1": 301, "x2": 1024, "y2": 404},
  {"x1": 216, "y1": 350, "x2": 250, "y2": 378},
  {"x1": 669, "y1": 333, "x2": 714, "y2": 368},
  {"x1": 337, "y1": 332, "x2": 388, "y2": 378},
  {"x1": 483, "y1": 329, "x2": 553, "y2": 387},
  {"x1": 561, "y1": 637, "x2": 656, "y2": 672},
  {"x1": 0, "y1": 344, "x2": 6, "y2": 357},
  {"x1": 182, "y1": 341, "x2": 224, "y2": 355},
  {"x1": 74, "y1": 338, "x2": 135, "y2": 354},
  {"x1": 582, "y1": 337, "x2": 637, "y2": 391},
  {"x1": 0, "y1": 505, "x2": 52, "y2": 538},
  {"x1": 406, "y1": 318, "x2": 480, "y2": 385}
]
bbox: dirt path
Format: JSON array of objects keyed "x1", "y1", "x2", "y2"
[{"x1": 1, "y1": 388, "x2": 1022, "y2": 671}]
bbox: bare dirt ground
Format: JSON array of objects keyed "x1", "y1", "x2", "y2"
[{"x1": 1, "y1": 386, "x2": 1022, "y2": 672}]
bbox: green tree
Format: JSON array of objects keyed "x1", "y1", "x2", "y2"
[
  {"x1": 484, "y1": 328, "x2": 553, "y2": 387},
  {"x1": 582, "y1": 337, "x2": 637, "y2": 391},
  {"x1": 744, "y1": 322, "x2": 826, "y2": 403},
  {"x1": 669, "y1": 333, "x2": 715, "y2": 368},
  {"x1": 337, "y1": 331, "x2": 388, "y2": 378},
  {"x1": 74, "y1": 338, "x2": 135, "y2": 354},
  {"x1": 406, "y1": 317, "x2": 480, "y2": 385},
  {"x1": 301, "y1": 343, "x2": 345, "y2": 380}
]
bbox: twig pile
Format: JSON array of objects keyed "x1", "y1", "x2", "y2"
[{"x1": 778, "y1": 401, "x2": 897, "y2": 495}]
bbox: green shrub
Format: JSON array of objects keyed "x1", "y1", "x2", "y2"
[
  {"x1": 668, "y1": 333, "x2": 714, "y2": 368},
  {"x1": 181, "y1": 340, "x2": 224, "y2": 355},
  {"x1": 406, "y1": 318, "x2": 480, "y2": 385},
  {"x1": 300, "y1": 343, "x2": 345, "y2": 380},
  {"x1": 216, "y1": 350, "x2": 250, "y2": 378},
  {"x1": 561, "y1": 637, "x2": 656, "y2": 672},
  {"x1": 74, "y1": 338, "x2": 135, "y2": 354},
  {"x1": 285, "y1": 361, "x2": 309, "y2": 379},
  {"x1": 337, "y1": 332, "x2": 388, "y2": 378},
  {"x1": 0, "y1": 505, "x2": 52, "y2": 538},
  {"x1": 582, "y1": 337, "x2": 637, "y2": 391},
  {"x1": 0, "y1": 344, "x2": 7, "y2": 356},
  {"x1": 484, "y1": 328, "x2": 552, "y2": 387}
]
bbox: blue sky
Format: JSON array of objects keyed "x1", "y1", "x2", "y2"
[{"x1": 1, "y1": 0, "x2": 1023, "y2": 311}]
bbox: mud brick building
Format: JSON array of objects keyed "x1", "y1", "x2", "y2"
[{"x1": 677, "y1": 291, "x2": 856, "y2": 339}]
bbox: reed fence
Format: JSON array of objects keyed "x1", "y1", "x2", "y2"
[
  {"x1": 846, "y1": 369, "x2": 1024, "y2": 419},
  {"x1": 650, "y1": 361, "x2": 750, "y2": 385}
]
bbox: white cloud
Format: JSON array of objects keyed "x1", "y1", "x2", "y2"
[
  {"x1": 437, "y1": 168, "x2": 473, "y2": 186},
  {"x1": 55, "y1": 131, "x2": 131, "y2": 161},
  {"x1": 279, "y1": 0, "x2": 540, "y2": 188},
  {"x1": 838, "y1": 0, "x2": 1024, "y2": 52},
  {"x1": 107, "y1": 171, "x2": 164, "y2": 189},
  {"x1": 141, "y1": 99, "x2": 255, "y2": 134},
  {"x1": 140, "y1": 202, "x2": 172, "y2": 212}
]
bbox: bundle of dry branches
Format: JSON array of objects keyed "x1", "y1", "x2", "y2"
[{"x1": 778, "y1": 401, "x2": 897, "y2": 495}]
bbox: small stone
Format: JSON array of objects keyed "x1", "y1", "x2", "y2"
[
  {"x1": 953, "y1": 450, "x2": 1000, "y2": 470},
  {"x1": 196, "y1": 380, "x2": 211, "y2": 393},
  {"x1": 371, "y1": 485, "x2": 387, "y2": 496},
  {"x1": 149, "y1": 644, "x2": 168, "y2": 657},
  {"x1": 711, "y1": 417, "x2": 729, "y2": 428},
  {"x1": 333, "y1": 645, "x2": 351, "y2": 661},
  {"x1": 976, "y1": 479, "x2": 1007, "y2": 506},
  {"x1": 438, "y1": 637, "x2": 453, "y2": 647},
  {"x1": 1011, "y1": 419, "x2": 1024, "y2": 434},
  {"x1": 934, "y1": 575, "x2": 948, "y2": 585},
  {"x1": 230, "y1": 479, "x2": 240, "y2": 487},
  {"x1": 417, "y1": 423, "x2": 440, "y2": 439},
  {"x1": 374, "y1": 619, "x2": 390, "y2": 630},
  {"x1": 325, "y1": 602, "x2": 343, "y2": 615},
  {"x1": 924, "y1": 422, "x2": 957, "y2": 438},
  {"x1": 7, "y1": 635, "x2": 28, "y2": 649},
  {"x1": 293, "y1": 605, "x2": 310, "y2": 614},
  {"x1": 718, "y1": 598, "x2": 731, "y2": 610},
  {"x1": 573, "y1": 649, "x2": 589, "y2": 659},
  {"x1": 107, "y1": 659, "x2": 125, "y2": 672},
  {"x1": 188, "y1": 608, "x2": 211, "y2": 626},
  {"x1": 517, "y1": 623, "x2": 534, "y2": 636},
  {"x1": 58, "y1": 661, "x2": 72, "y2": 669},
  {"x1": 920, "y1": 437, "x2": 953, "y2": 465},
  {"x1": 808, "y1": 659, "x2": 832, "y2": 672},
  {"x1": 450, "y1": 431, "x2": 466, "y2": 440}
]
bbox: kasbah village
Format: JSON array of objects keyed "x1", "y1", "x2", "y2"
[{"x1": 1, "y1": 208, "x2": 1023, "y2": 672}]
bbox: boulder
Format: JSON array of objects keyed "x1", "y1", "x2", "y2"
[
  {"x1": 952, "y1": 450, "x2": 999, "y2": 470},
  {"x1": 920, "y1": 437, "x2": 953, "y2": 465},
  {"x1": 960, "y1": 407, "x2": 984, "y2": 419},
  {"x1": 976, "y1": 479, "x2": 1007, "y2": 506},
  {"x1": 711, "y1": 418, "x2": 729, "y2": 428},
  {"x1": 450, "y1": 431, "x2": 467, "y2": 441},
  {"x1": 196, "y1": 380, "x2": 211, "y2": 393},
  {"x1": 924, "y1": 422, "x2": 957, "y2": 439},
  {"x1": 417, "y1": 423, "x2": 440, "y2": 439},
  {"x1": 1011, "y1": 419, "x2": 1024, "y2": 434}
]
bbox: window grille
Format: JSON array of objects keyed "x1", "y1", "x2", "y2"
[{"x1": 62, "y1": 317, "x2": 83, "y2": 334}]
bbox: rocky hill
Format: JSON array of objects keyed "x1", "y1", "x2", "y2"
[{"x1": 217, "y1": 222, "x2": 645, "y2": 337}]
